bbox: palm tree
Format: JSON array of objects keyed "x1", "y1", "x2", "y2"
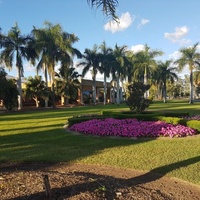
[
  {"x1": 133, "y1": 44, "x2": 163, "y2": 98},
  {"x1": 99, "y1": 41, "x2": 112, "y2": 105},
  {"x1": 32, "y1": 21, "x2": 80, "y2": 107},
  {"x1": 87, "y1": 0, "x2": 118, "y2": 20},
  {"x1": 77, "y1": 45, "x2": 101, "y2": 105},
  {"x1": 0, "y1": 23, "x2": 36, "y2": 110},
  {"x1": 125, "y1": 50, "x2": 136, "y2": 83},
  {"x1": 111, "y1": 44, "x2": 128, "y2": 105},
  {"x1": 156, "y1": 60, "x2": 178, "y2": 103},
  {"x1": 174, "y1": 43, "x2": 200, "y2": 104}
]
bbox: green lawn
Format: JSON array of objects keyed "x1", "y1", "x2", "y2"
[{"x1": 0, "y1": 101, "x2": 200, "y2": 185}]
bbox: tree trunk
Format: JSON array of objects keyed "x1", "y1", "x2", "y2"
[
  {"x1": 92, "y1": 76, "x2": 96, "y2": 105},
  {"x1": 163, "y1": 82, "x2": 167, "y2": 103},
  {"x1": 17, "y1": 68, "x2": 22, "y2": 110},
  {"x1": 144, "y1": 66, "x2": 148, "y2": 98},
  {"x1": 116, "y1": 75, "x2": 120, "y2": 105},
  {"x1": 33, "y1": 96, "x2": 39, "y2": 107},
  {"x1": 44, "y1": 64, "x2": 48, "y2": 87},
  {"x1": 189, "y1": 70, "x2": 193, "y2": 104},
  {"x1": 61, "y1": 95, "x2": 69, "y2": 105},
  {"x1": 103, "y1": 73, "x2": 107, "y2": 105},
  {"x1": 45, "y1": 97, "x2": 49, "y2": 107}
]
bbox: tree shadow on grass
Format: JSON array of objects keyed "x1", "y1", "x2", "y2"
[{"x1": 0, "y1": 126, "x2": 152, "y2": 172}]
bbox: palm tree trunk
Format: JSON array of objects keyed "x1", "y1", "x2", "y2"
[
  {"x1": 144, "y1": 66, "x2": 148, "y2": 98},
  {"x1": 103, "y1": 73, "x2": 107, "y2": 105},
  {"x1": 116, "y1": 75, "x2": 120, "y2": 105},
  {"x1": 17, "y1": 68, "x2": 22, "y2": 110},
  {"x1": 189, "y1": 70, "x2": 193, "y2": 104},
  {"x1": 44, "y1": 64, "x2": 48, "y2": 86},
  {"x1": 163, "y1": 82, "x2": 167, "y2": 103},
  {"x1": 92, "y1": 76, "x2": 96, "y2": 105},
  {"x1": 44, "y1": 64, "x2": 49, "y2": 108}
]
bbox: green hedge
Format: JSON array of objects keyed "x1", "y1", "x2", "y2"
[
  {"x1": 67, "y1": 115, "x2": 107, "y2": 127},
  {"x1": 186, "y1": 120, "x2": 200, "y2": 132}
]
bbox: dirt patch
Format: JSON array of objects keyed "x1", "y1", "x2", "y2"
[{"x1": 0, "y1": 162, "x2": 200, "y2": 200}]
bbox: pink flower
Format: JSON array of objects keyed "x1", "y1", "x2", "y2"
[{"x1": 69, "y1": 118, "x2": 197, "y2": 138}]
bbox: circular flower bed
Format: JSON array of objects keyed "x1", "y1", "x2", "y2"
[{"x1": 69, "y1": 118, "x2": 197, "y2": 138}]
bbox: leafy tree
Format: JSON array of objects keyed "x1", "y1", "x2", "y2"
[
  {"x1": 24, "y1": 76, "x2": 48, "y2": 107},
  {"x1": 4, "y1": 79, "x2": 18, "y2": 110},
  {"x1": 0, "y1": 67, "x2": 7, "y2": 97},
  {"x1": 174, "y1": 43, "x2": 200, "y2": 103},
  {"x1": 0, "y1": 23, "x2": 36, "y2": 110},
  {"x1": 0, "y1": 67, "x2": 18, "y2": 110},
  {"x1": 126, "y1": 82, "x2": 152, "y2": 113},
  {"x1": 55, "y1": 65, "x2": 81, "y2": 105}
]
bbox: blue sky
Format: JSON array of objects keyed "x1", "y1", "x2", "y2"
[{"x1": 1, "y1": 0, "x2": 200, "y2": 79}]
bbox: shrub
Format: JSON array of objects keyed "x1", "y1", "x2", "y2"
[{"x1": 126, "y1": 82, "x2": 152, "y2": 113}]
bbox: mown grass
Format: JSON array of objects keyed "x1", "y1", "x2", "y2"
[{"x1": 0, "y1": 101, "x2": 200, "y2": 185}]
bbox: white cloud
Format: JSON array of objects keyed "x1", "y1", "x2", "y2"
[
  {"x1": 168, "y1": 51, "x2": 182, "y2": 60},
  {"x1": 137, "y1": 18, "x2": 150, "y2": 29},
  {"x1": 130, "y1": 44, "x2": 145, "y2": 53},
  {"x1": 24, "y1": 63, "x2": 35, "y2": 74},
  {"x1": 104, "y1": 12, "x2": 134, "y2": 33},
  {"x1": 164, "y1": 26, "x2": 191, "y2": 44}
]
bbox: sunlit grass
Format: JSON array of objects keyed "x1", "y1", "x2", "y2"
[{"x1": 0, "y1": 101, "x2": 200, "y2": 185}]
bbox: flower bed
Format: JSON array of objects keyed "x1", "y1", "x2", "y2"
[{"x1": 69, "y1": 118, "x2": 197, "y2": 138}]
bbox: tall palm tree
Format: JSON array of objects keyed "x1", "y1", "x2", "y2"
[
  {"x1": 32, "y1": 21, "x2": 80, "y2": 107},
  {"x1": 99, "y1": 41, "x2": 112, "y2": 105},
  {"x1": 78, "y1": 45, "x2": 101, "y2": 105},
  {"x1": 133, "y1": 44, "x2": 163, "y2": 98},
  {"x1": 0, "y1": 23, "x2": 36, "y2": 110},
  {"x1": 156, "y1": 60, "x2": 178, "y2": 103},
  {"x1": 111, "y1": 44, "x2": 128, "y2": 105},
  {"x1": 174, "y1": 43, "x2": 200, "y2": 104}
]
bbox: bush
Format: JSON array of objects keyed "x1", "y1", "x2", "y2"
[
  {"x1": 67, "y1": 114, "x2": 106, "y2": 127},
  {"x1": 126, "y1": 82, "x2": 152, "y2": 113},
  {"x1": 186, "y1": 120, "x2": 200, "y2": 132}
]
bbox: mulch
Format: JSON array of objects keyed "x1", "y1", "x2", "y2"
[{"x1": 0, "y1": 162, "x2": 200, "y2": 200}]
